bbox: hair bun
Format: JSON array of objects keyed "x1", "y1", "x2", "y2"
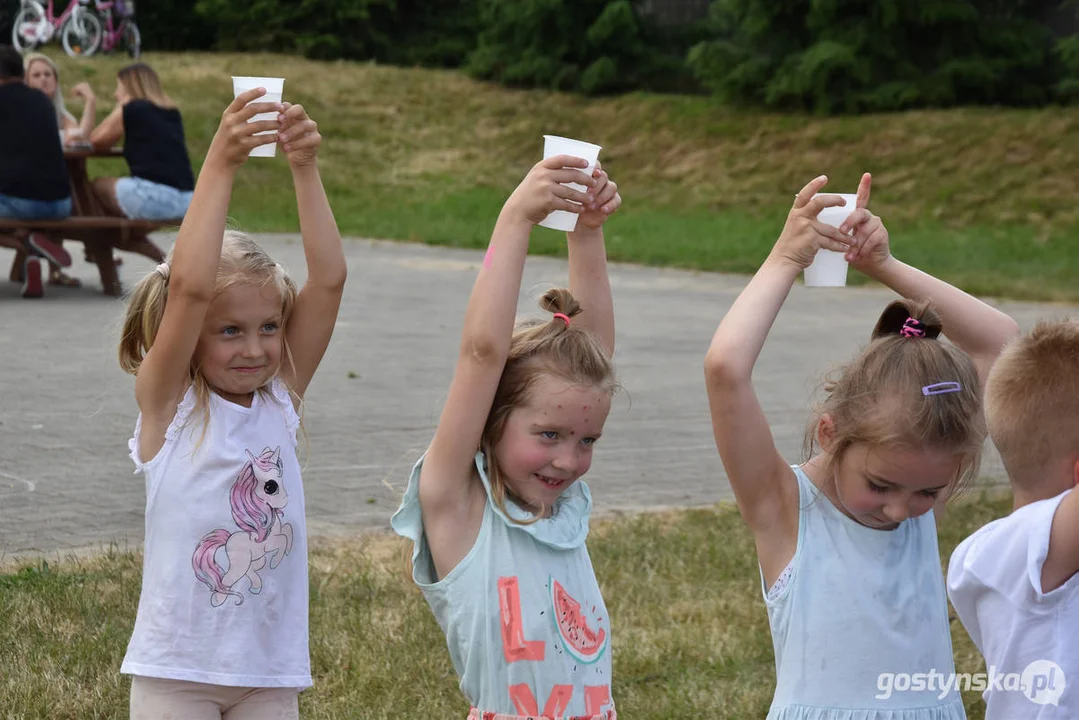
[
  {"x1": 539, "y1": 288, "x2": 582, "y2": 321},
  {"x1": 872, "y1": 299, "x2": 943, "y2": 340}
]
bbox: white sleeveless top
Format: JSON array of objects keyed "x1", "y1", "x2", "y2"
[
  {"x1": 121, "y1": 378, "x2": 311, "y2": 688},
  {"x1": 392, "y1": 451, "x2": 615, "y2": 717},
  {"x1": 764, "y1": 466, "x2": 965, "y2": 720}
]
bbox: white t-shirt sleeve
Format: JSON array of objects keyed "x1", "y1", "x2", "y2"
[{"x1": 948, "y1": 491, "x2": 1073, "y2": 648}]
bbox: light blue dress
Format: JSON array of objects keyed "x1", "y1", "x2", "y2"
[
  {"x1": 763, "y1": 466, "x2": 966, "y2": 720},
  {"x1": 392, "y1": 451, "x2": 615, "y2": 718}
]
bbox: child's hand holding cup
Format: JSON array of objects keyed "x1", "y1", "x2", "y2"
[
  {"x1": 803, "y1": 193, "x2": 858, "y2": 287},
  {"x1": 231, "y1": 76, "x2": 285, "y2": 158},
  {"x1": 538, "y1": 135, "x2": 602, "y2": 233}
]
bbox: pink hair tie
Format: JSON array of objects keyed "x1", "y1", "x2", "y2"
[
  {"x1": 553, "y1": 312, "x2": 571, "y2": 327},
  {"x1": 900, "y1": 317, "x2": 926, "y2": 338}
]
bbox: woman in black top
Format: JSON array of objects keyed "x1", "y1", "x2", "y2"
[{"x1": 90, "y1": 63, "x2": 195, "y2": 226}]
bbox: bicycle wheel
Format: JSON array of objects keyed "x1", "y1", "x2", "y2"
[
  {"x1": 12, "y1": 4, "x2": 47, "y2": 52},
  {"x1": 123, "y1": 21, "x2": 141, "y2": 58},
  {"x1": 61, "y1": 9, "x2": 102, "y2": 57}
]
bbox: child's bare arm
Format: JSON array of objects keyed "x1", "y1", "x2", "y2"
[
  {"x1": 1041, "y1": 467, "x2": 1079, "y2": 592},
  {"x1": 277, "y1": 103, "x2": 346, "y2": 398},
  {"x1": 844, "y1": 173, "x2": 1020, "y2": 384},
  {"x1": 420, "y1": 156, "x2": 595, "y2": 578},
  {"x1": 705, "y1": 176, "x2": 852, "y2": 584},
  {"x1": 136, "y1": 90, "x2": 281, "y2": 421},
  {"x1": 566, "y1": 163, "x2": 620, "y2": 356}
]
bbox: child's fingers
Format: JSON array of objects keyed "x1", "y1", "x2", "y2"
[
  {"x1": 551, "y1": 183, "x2": 591, "y2": 205},
  {"x1": 247, "y1": 132, "x2": 280, "y2": 149},
  {"x1": 547, "y1": 197, "x2": 584, "y2": 214},
  {"x1": 281, "y1": 103, "x2": 308, "y2": 121},
  {"x1": 805, "y1": 193, "x2": 847, "y2": 218},
  {"x1": 587, "y1": 170, "x2": 609, "y2": 199},
  {"x1": 227, "y1": 88, "x2": 267, "y2": 114},
  {"x1": 856, "y1": 172, "x2": 873, "y2": 209},
  {"x1": 792, "y1": 175, "x2": 829, "y2": 210},
  {"x1": 811, "y1": 221, "x2": 852, "y2": 248},
  {"x1": 541, "y1": 154, "x2": 589, "y2": 171},
  {"x1": 838, "y1": 208, "x2": 873, "y2": 234},
  {"x1": 235, "y1": 101, "x2": 284, "y2": 123},
  {"x1": 279, "y1": 119, "x2": 318, "y2": 144},
  {"x1": 601, "y1": 191, "x2": 622, "y2": 215},
  {"x1": 549, "y1": 168, "x2": 595, "y2": 187},
  {"x1": 282, "y1": 132, "x2": 321, "y2": 153},
  {"x1": 591, "y1": 178, "x2": 618, "y2": 208},
  {"x1": 234, "y1": 119, "x2": 281, "y2": 138}
]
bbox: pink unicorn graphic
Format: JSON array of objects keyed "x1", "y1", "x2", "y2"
[{"x1": 191, "y1": 446, "x2": 294, "y2": 607}]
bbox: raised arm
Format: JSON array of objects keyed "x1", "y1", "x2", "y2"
[
  {"x1": 89, "y1": 102, "x2": 124, "y2": 151},
  {"x1": 134, "y1": 90, "x2": 281, "y2": 453},
  {"x1": 420, "y1": 156, "x2": 595, "y2": 577},
  {"x1": 843, "y1": 173, "x2": 1021, "y2": 384},
  {"x1": 704, "y1": 176, "x2": 852, "y2": 584},
  {"x1": 275, "y1": 104, "x2": 346, "y2": 398},
  {"x1": 566, "y1": 163, "x2": 621, "y2": 356},
  {"x1": 70, "y1": 82, "x2": 97, "y2": 141}
]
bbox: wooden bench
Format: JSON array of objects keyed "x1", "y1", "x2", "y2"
[{"x1": 0, "y1": 217, "x2": 180, "y2": 296}]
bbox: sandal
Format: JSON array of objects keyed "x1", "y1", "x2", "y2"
[{"x1": 48, "y1": 269, "x2": 82, "y2": 288}]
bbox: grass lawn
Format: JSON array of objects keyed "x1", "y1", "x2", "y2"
[
  {"x1": 0, "y1": 492, "x2": 1011, "y2": 718},
  {"x1": 47, "y1": 52, "x2": 1079, "y2": 303}
]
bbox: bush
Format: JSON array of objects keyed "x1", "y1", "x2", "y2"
[
  {"x1": 466, "y1": 0, "x2": 703, "y2": 94},
  {"x1": 688, "y1": 0, "x2": 1063, "y2": 113}
]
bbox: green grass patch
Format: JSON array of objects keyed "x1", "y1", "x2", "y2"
[
  {"x1": 0, "y1": 494, "x2": 1012, "y2": 718},
  {"x1": 48, "y1": 52, "x2": 1079, "y2": 301}
]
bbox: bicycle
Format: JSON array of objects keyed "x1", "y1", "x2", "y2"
[
  {"x1": 91, "y1": 0, "x2": 140, "y2": 58},
  {"x1": 11, "y1": 0, "x2": 102, "y2": 57}
]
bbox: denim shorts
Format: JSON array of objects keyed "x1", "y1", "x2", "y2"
[
  {"x1": 0, "y1": 193, "x2": 72, "y2": 220},
  {"x1": 115, "y1": 177, "x2": 193, "y2": 221}
]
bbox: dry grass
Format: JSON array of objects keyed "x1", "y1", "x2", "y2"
[{"x1": 1, "y1": 494, "x2": 1012, "y2": 718}]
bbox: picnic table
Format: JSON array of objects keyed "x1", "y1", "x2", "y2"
[{"x1": 0, "y1": 146, "x2": 175, "y2": 296}]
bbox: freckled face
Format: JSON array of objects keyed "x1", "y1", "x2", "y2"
[{"x1": 493, "y1": 374, "x2": 611, "y2": 515}]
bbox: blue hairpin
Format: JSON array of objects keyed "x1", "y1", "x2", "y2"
[{"x1": 922, "y1": 382, "x2": 961, "y2": 396}]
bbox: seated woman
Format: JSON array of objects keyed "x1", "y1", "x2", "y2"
[
  {"x1": 25, "y1": 52, "x2": 97, "y2": 148},
  {"x1": 90, "y1": 63, "x2": 194, "y2": 233},
  {"x1": 22, "y1": 52, "x2": 97, "y2": 287},
  {"x1": 0, "y1": 45, "x2": 73, "y2": 299}
]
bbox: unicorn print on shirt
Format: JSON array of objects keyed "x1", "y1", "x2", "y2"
[{"x1": 191, "y1": 446, "x2": 294, "y2": 607}]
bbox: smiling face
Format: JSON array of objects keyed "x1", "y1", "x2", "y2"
[
  {"x1": 26, "y1": 59, "x2": 57, "y2": 98},
  {"x1": 816, "y1": 430, "x2": 962, "y2": 530},
  {"x1": 492, "y1": 373, "x2": 612, "y2": 515},
  {"x1": 193, "y1": 282, "x2": 285, "y2": 405}
]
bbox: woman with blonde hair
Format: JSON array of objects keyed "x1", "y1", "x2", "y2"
[
  {"x1": 24, "y1": 52, "x2": 97, "y2": 146},
  {"x1": 89, "y1": 62, "x2": 194, "y2": 228},
  {"x1": 19, "y1": 52, "x2": 97, "y2": 287}
]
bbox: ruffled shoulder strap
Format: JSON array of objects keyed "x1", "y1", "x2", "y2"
[
  {"x1": 267, "y1": 376, "x2": 301, "y2": 446},
  {"x1": 474, "y1": 451, "x2": 592, "y2": 550},
  {"x1": 127, "y1": 384, "x2": 198, "y2": 474}
]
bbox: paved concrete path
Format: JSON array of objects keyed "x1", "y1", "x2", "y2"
[{"x1": 1, "y1": 234, "x2": 1074, "y2": 558}]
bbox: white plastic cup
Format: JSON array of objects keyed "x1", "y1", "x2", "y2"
[
  {"x1": 231, "y1": 76, "x2": 284, "y2": 158},
  {"x1": 803, "y1": 193, "x2": 858, "y2": 287},
  {"x1": 538, "y1": 135, "x2": 602, "y2": 233}
]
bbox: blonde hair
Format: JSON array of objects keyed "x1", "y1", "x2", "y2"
[
  {"x1": 117, "y1": 62, "x2": 175, "y2": 109},
  {"x1": 985, "y1": 319, "x2": 1079, "y2": 489},
  {"x1": 118, "y1": 231, "x2": 300, "y2": 438},
  {"x1": 23, "y1": 53, "x2": 76, "y2": 126},
  {"x1": 805, "y1": 299, "x2": 986, "y2": 498},
  {"x1": 480, "y1": 288, "x2": 617, "y2": 522}
]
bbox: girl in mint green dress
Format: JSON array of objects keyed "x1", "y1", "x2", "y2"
[{"x1": 393, "y1": 154, "x2": 622, "y2": 719}]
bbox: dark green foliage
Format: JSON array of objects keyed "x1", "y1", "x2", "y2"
[
  {"x1": 465, "y1": 0, "x2": 705, "y2": 94},
  {"x1": 688, "y1": 0, "x2": 1066, "y2": 112},
  {"x1": 137, "y1": 0, "x2": 216, "y2": 51}
]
